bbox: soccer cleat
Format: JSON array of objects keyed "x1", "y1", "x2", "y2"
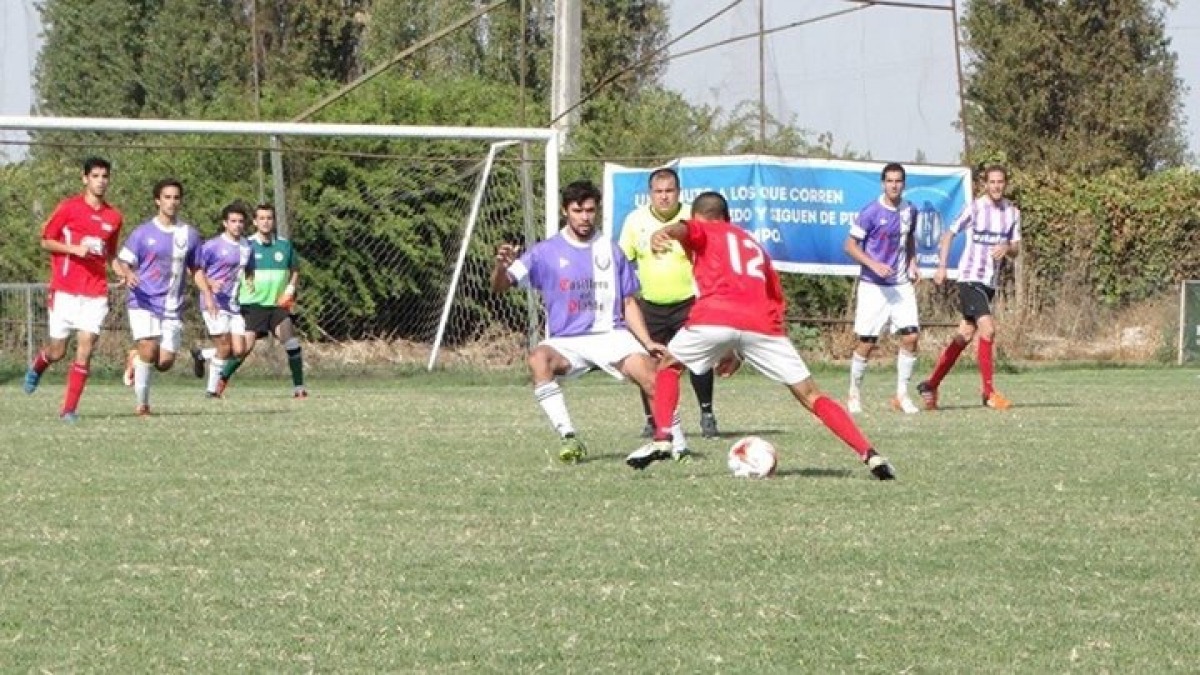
[
  {"x1": 293, "y1": 386, "x2": 309, "y2": 399},
  {"x1": 847, "y1": 391, "x2": 863, "y2": 415},
  {"x1": 190, "y1": 347, "x2": 206, "y2": 378},
  {"x1": 891, "y1": 395, "x2": 920, "y2": 415},
  {"x1": 558, "y1": 435, "x2": 587, "y2": 464},
  {"x1": 205, "y1": 391, "x2": 222, "y2": 399},
  {"x1": 625, "y1": 440, "x2": 671, "y2": 470},
  {"x1": 59, "y1": 411, "x2": 79, "y2": 424},
  {"x1": 672, "y1": 447, "x2": 693, "y2": 464},
  {"x1": 639, "y1": 421, "x2": 654, "y2": 439},
  {"x1": 122, "y1": 349, "x2": 137, "y2": 387},
  {"x1": 916, "y1": 380, "x2": 938, "y2": 410},
  {"x1": 135, "y1": 404, "x2": 151, "y2": 417},
  {"x1": 984, "y1": 391, "x2": 1013, "y2": 410},
  {"x1": 865, "y1": 452, "x2": 896, "y2": 480},
  {"x1": 23, "y1": 368, "x2": 40, "y2": 395},
  {"x1": 700, "y1": 412, "x2": 720, "y2": 438}
]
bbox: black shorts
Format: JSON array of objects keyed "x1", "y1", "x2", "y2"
[
  {"x1": 957, "y1": 281, "x2": 995, "y2": 321},
  {"x1": 638, "y1": 297, "x2": 695, "y2": 344},
  {"x1": 241, "y1": 305, "x2": 292, "y2": 337}
]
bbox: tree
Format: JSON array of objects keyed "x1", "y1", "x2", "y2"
[{"x1": 961, "y1": 0, "x2": 1185, "y2": 175}]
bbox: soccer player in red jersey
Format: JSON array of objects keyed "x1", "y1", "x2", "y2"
[
  {"x1": 625, "y1": 191, "x2": 896, "y2": 480},
  {"x1": 23, "y1": 157, "x2": 124, "y2": 422}
]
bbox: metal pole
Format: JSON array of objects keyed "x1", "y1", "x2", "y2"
[
  {"x1": 269, "y1": 135, "x2": 289, "y2": 238},
  {"x1": 950, "y1": 0, "x2": 971, "y2": 159},
  {"x1": 551, "y1": 0, "x2": 582, "y2": 148},
  {"x1": 758, "y1": 0, "x2": 767, "y2": 149}
]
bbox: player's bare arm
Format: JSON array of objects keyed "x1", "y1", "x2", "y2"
[
  {"x1": 193, "y1": 267, "x2": 218, "y2": 318},
  {"x1": 490, "y1": 243, "x2": 520, "y2": 293},
  {"x1": 113, "y1": 258, "x2": 139, "y2": 288},
  {"x1": 650, "y1": 222, "x2": 687, "y2": 252},
  {"x1": 622, "y1": 296, "x2": 665, "y2": 357},
  {"x1": 843, "y1": 236, "x2": 893, "y2": 278},
  {"x1": 934, "y1": 229, "x2": 956, "y2": 285},
  {"x1": 991, "y1": 240, "x2": 1019, "y2": 260},
  {"x1": 905, "y1": 228, "x2": 919, "y2": 281},
  {"x1": 40, "y1": 237, "x2": 91, "y2": 259}
]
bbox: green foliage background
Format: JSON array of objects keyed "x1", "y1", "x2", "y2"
[{"x1": 3, "y1": 0, "x2": 1197, "y2": 341}]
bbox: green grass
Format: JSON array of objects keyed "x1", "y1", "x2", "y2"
[{"x1": 1, "y1": 367, "x2": 1197, "y2": 672}]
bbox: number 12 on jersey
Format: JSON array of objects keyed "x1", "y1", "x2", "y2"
[{"x1": 727, "y1": 233, "x2": 766, "y2": 280}]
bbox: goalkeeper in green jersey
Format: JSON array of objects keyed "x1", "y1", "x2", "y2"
[{"x1": 195, "y1": 203, "x2": 307, "y2": 398}]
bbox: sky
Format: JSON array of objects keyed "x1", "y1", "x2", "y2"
[{"x1": 3, "y1": 0, "x2": 1200, "y2": 165}]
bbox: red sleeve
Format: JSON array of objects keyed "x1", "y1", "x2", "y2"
[
  {"x1": 681, "y1": 219, "x2": 707, "y2": 253},
  {"x1": 106, "y1": 210, "x2": 124, "y2": 258},
  {"x1": 41, "y1": 199, "x2": 72, "y2": 242}
]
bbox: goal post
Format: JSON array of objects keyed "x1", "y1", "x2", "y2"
[
  {"x1": 0, "y1": 115, "x2": 560, "y2": 371},
  {"x1": 1179, "y1": 280, "x2": 1200, "y2": 365}
]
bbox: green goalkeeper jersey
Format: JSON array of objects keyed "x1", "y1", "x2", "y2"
[{"x1": 239, "y1": 234, "x2": 298, "y2": 307}]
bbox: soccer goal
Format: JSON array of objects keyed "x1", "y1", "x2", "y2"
[
  {"x1": 1179, "y1": 280, "x2": 1200, "y2": 365},
  {"x1": 0, "y1": 115, "x2": 559, "y2": 371}
]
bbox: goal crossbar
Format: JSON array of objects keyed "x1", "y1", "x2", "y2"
[{"x1": 0, "y1": 115, "x2": 561, "y2": 240}]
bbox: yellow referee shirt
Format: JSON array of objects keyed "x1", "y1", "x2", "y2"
[{"x1": 618, "y1": 203, "x2": 696, "y2": 304}]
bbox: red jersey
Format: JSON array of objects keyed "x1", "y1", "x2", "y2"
[
  {"x1": 42, "y1": 195, "x2": 123, "y2": 297},
  {"x1": 680, "y1": 219, "x2": 787, "y2": 336}
]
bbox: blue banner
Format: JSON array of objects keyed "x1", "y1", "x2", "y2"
[{"x1": 603, "y1": 155, "x2": 973, "y2": 276}]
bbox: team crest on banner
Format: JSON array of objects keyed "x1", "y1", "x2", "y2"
[{"x1": 603, "y1": 155, "x2": 972, "y2": 277}]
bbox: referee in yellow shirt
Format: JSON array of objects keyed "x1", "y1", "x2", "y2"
[{"x1": 619, "y1": 168, "x2": 720, "y2": 442}]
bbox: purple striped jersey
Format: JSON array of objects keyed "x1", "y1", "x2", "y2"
[
  {"x1": 117, "y1": 219, "x2": 203, "y2": 319},
  {"x1": 949, "y1": 196, "x2": 1021, "y2": 287},
  {"x1": 507, "y1": 231, "x2": 640, "y2": 338},
  {"x1": 850, "y1": 197, "x2": 916, "y2": 286}
]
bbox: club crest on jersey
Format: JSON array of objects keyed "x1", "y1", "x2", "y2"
[{"x1": 274, "y1": 252, "x2": 285, "y2": 262}]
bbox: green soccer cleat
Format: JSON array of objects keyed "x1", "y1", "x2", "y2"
[{"x1": 558, "y1": 435, "x2": 587, "y2": 464}]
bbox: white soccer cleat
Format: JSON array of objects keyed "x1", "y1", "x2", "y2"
[{"x1": 891, "y1": 395, "x2": 920, "y2": 415}]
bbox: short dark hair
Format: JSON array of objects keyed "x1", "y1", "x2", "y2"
[
  {"x1": 153, "y1": 178, "x2": 183, "y2": 199},
  {"x1": 221, "y1": 202, "x2": 249, "y2": 222},
  {"x1": 982, "y1": 164, "x2": 1008, "y2": 181},
  {"x1": 254, "y1": 203, "x2": 275, "y2": 218},
  {"x1": 561, "y1": 180, "x2": 601, "y2": 208},
  {"x1": 881, "y1": 162, "x2": 906, "y2": 181},
  {"x1": 647, "y1": 167, "x2": 680, "y2": 189},
  {"x1": 692, "y1": 191, "x2": 730, "y2": 221},
  {"x1": 82, "y1": 157, "x2": 111, "y2": 175}
]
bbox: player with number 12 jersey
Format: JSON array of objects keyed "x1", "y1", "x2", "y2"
[{"x1": 627, "y1": 191, "x2": 897, "y2": 480}]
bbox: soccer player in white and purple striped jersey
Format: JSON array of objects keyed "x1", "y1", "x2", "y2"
[
  {"x1": 113, "y1": 179, "x2": 214, "y2": 416},
  {"x1": 844, "y1": 162, "x2": 922, "y2": 415},
  {"x1": 491, "y1": 180, "x2": 680, "y2": 465},
  {"x1": 192, "y1": 203, "x2": 256, "y2": 397},
  {"x1": 919, "y1": 165, "x2": 1021, "y2": 411}
]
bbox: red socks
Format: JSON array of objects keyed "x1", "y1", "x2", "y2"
[
  {"x1": 32, "y1": 350, "x2": 51, "y2": 375},
  {"x1": 62, "y1": 362, "x2": 89, "y2": 415},
  {"x1": 651, "y1": 365, "x2": 683, "y2": 441},
  {"x1": 928, "y1": 335, "x2": 968, "y2": 388},
  {"x1": 812, "y1": 396, "x2": 873, "y2": 460},
  {"x1": 978, "y1": 338, "x2": 995, "y2": 397}
]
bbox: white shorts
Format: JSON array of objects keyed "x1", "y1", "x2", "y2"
[
  {"x1": 669, "y1": 325, "x2": 811, "y2": 385},
  {"x1": 853, "y1": 281, "x2": 919, "y2": 337},
  {"x1": 47, "y1": 290, "x2": 108, "y2": 339},
  {"x1": 541, "y1": 329, "x2": 647, "y2": 380},
  {"x1": 202, "y1": 309, "x2": 246, "y2": 337},
  {"x1": 128, "y1": 309, "x2": 184, "y2": 353}
]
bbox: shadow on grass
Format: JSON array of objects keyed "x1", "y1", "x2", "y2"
[{"x1": 773, "y1": 467, "x2": 855, "y2": 479}]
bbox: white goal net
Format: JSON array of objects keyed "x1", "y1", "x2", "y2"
[{"x1": 0, "y1": 116, "x2": 560, "y2": 372}]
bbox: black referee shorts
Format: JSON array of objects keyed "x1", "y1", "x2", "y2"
[{"x1": 638, "y1": 297, "x2": 695, "y2": 344}]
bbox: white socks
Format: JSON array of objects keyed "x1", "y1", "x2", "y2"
[
  {"x1": 897, "y1": 349, "x2": 917, "y2": 397},
  {"x1": 533, "y1": 381, "x2": 575, "y2": 438}
]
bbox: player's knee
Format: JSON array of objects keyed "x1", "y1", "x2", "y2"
[
  {"x1": 284, "y1": 337, "x2": 301, "y2": 352},
  {"x1": 856, "y1": 335, "x2": 879, "y2": 344},
  {"x1": 896, "y1": 326, "x2": 919, "y2": 337}
]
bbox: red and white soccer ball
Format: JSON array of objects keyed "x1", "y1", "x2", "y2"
[{"x1": 727, "y1": 436, "x2": 778, "y2": 478}]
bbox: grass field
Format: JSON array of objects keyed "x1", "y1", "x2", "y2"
[{"x1": 1, "y1": 366, "x2": 1197, "y2": 672}]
